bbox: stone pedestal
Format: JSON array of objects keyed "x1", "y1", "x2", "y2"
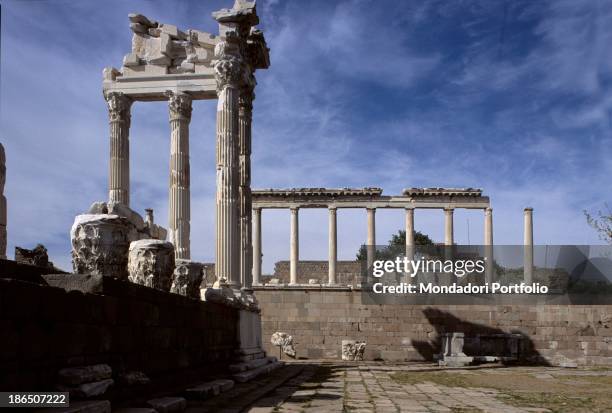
[
  {"x1": 439, "y1": 332, "x2": 473, "y2": 367},
  {"x1": 236, "y1": 309, "x2": 264, "y2": 361},
  {"x1": 128, "y1": 239, "x2": 175, "y2": 291},
  {"x1": 71, "y1": 214, "x2": 137, "y2": 279},
  {"x1": 171, "y1": 259, "x2": 203, "y2": 299}
]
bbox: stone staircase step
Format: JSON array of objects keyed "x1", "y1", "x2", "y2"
[
  {"x1": 229, "y1": 356, "x2": 277, "y2": 373},
  {"x1": 232, "y1": 360, "x2": 284, "y2": 383},
  {"x1": 146, "y1": 397, "x2": 186, "y2": 413},
  {"x1": 37, "y1": 400, "x2": 111, "y2": 413},
  {"x1": 183, "y1": 379, "x2": 234, "y2": 400}
]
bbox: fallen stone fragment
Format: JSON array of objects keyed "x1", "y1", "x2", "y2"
[
  {"x1": 58, "y1": 379, "x2": 114, "y2": 398},
  {"x1": 147, "y1": 396, "x2": 186, "y2": 413},
  {"x1": 58, "y1": 364, "x2": 112, "y2": 386}
]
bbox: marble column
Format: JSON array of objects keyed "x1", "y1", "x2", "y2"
[
  {"x1": 213, "y1": 35, "x2": 243, "y2": 288},
  {"x1": 167, "y1": 92, "x2": 193, "y2": 260},
  {"x1": 444, "y1": 208, "x2": 454, "y2": 246},
  {"x1": 328, "y1": 207, "x2": 337, "y2": 285},
  {"x1": 405, "y1": 208, "x2": 415, "y2": 260},
  {"x1": 484, "y1": 207, "x2": 493, "y2": 283},
  {"x1": 524, "y1": 207, "x2": 534, "y2": 283},
  {"x1": 366, "y1": 208, "x2": 376, "y2": 271},
  {"x1": 290, "y1": 207, "x2": 299, "y2": 285},
  {"x1": 252, "y1": 207, "x2": 262, "y2": 286},
  {"x1": 106, "y1": 92, "x2": 132, "y2": 206},
  {"x1": 239, "y1": 88, "x2": 254, "y2": 288}
]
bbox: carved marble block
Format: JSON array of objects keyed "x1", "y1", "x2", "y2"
[
  {"x1": 271, "y1": 332, "x2": 296, "y2": 358},
  {"x1": 71, "y1": 214, "x2": 137, "y2": 279},
  {"x1": 128, "y1": 239, "x2": 175, "y2": 291},
  {"x1": 341, "y1": 340, "x2": 366, "y2": 361},
  {"x1": 171, "y1": 259, "x2": 203, "y2": 298}
]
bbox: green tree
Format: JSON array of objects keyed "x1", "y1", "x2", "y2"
[
  {"x1": 584, "y1": 204, "x2": 612, "y2": 244},
  {"x1": 356, "y1": 230, "x2": 433, "y2": 261}
]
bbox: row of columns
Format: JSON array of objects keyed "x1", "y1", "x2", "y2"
[
  {"x1": 105, "y1": 34, "x2": 259, "y2": 290},
  {"x1": 250, "y1": 206, "x2": 534, "y2": 286},
  {"x1": 106, "y1": 91, "x2": 194, "y2": 260}
]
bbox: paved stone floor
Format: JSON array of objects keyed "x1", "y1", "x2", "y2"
[{"x1": 184, "y1": 361, "x2": 612, "y2": 413}]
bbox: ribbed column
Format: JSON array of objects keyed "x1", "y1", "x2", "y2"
[
  {"x1": 328, "y1": 207, "x2": 337, "y2": 285},
  {"x1": 444, "y1": 208, "x2": 454, "y2": 246},
  {"x1": 106, "y1": 92, "x2": 132, "y2": 206},
  {"x1": 213, "y1": 36, "x2": 243, "y2": 288},
  {"x1": 252, "y1": 207, "x2": 262, "y2": 286},
  {"x1": 167, "y1": 92, "x2": 193, "y2": 260},
  {"x1": 366, "y1": 208, "x2": 376, "y2": 271},
  {"x1": 239, "y1": 89, "x2": 254, "y2": 288},
  {"x1": 524, "y1": 207, "x2": 534, "y2": 283},
  {"x1": 484, "y1": 207, "x2": 493, "y2": 283},
  {"x1": 290, "y1": 207, "x2": 299, "y2": 285},
  {"x1": 405, "y1": 208, "x2": 415, "y2": 261}
]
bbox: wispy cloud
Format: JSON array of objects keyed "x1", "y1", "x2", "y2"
[{"x1": 0, "y1": 0, "x2": 609, "y2": 273}]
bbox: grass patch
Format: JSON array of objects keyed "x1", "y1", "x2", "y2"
[{"x1": 497, "y1": 392, "x2": 598, "y2": 413}]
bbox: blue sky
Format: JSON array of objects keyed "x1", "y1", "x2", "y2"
[{"x1": 1, "y1": 0, "x2": 610, "y2": 272}]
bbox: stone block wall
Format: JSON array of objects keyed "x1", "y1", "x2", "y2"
[
  {"x1": 254, "y1": 288, "x2": 612, "y2": 367},
  {"x1": 269, "y1": 260, "x2": 362, "y2": 285},
  {"x1": 0, "y1": 276, "x2": 239, "y2": 391}
]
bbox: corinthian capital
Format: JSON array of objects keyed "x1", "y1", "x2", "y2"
[
  {"x1": 105, "y1": 92, "x2": 132, "y2": 123},
  {"x1": 167, "y1": 92, "x2": 193, "y2": 121},
  {"x1": 213, "y1": 33, "x2": 245, "y2": 91}
]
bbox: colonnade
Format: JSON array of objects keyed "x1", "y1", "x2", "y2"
[
  {"x1": 250, "y1": 206, "x2": 536, "y2": 286},
  {"x1": 104, "y1": 2, "x2": 269, "y2": 290}
]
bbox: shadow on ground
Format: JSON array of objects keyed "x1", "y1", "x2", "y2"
[{"x1": 411, "y1": 307, "x2": 550, "y2": 366}]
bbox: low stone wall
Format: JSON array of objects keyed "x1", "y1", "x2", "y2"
[
  {"x1": 270, "y1": 260, "x2": 362, "y2": 285},
  {"x1": 254, "y1": 287, "x2": 612, "y2": 367},
  {"x1": 0, "y1": 275, "x2": 239, "y2": 391}
]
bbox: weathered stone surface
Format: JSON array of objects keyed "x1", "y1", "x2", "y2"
[
  {"x1": 128, "y1": 13, "x2": 156, "y2": 27},
  {"x1": 117, "y1": 370, "x2": 150, "y2": 386},
  {"x1": 171, "y1": 259, "x2": 203, "y2": 298},
  {"x1": 232, "y1": 360, "x2": 283, "y2": 383},
  {"x1": 71, "y1": 214, "x2": 136, "y2": 279},
  {"x1": 36, "y1": 400, "x2": 111, "y2": 413},
  {"x1": 43, "y1": 273, "x2": 104, "y2": 294},
  {"x1": 58, "y1": 364, "x2": 112, "y2": 385},
  {"x1": 147, "y1": 397, "x2": 186, "y2": 413},
  {"x1": 128, "y1": 239, "x2": 175, "y2": 291},
  {"x1": 123, "y1": 52, "x2": 140, "y2": 67},
  {"x1": 271, "y1": 332, "x2": 296, "y2": 358},
  {"x1": 15, "y1": 244, "x2": 52, "y2": 268},
  {"x1": 341, "y1": 340, "x2": 366, "y2": 361},
  {"x1": 57, "y1": 378, "x2": 114, "y2": 398},
  {"x1": 184, "y1": 379, "x2": 233, "y2": 400}
]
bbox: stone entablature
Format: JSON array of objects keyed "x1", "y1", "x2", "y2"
[
  {"x1": 252, "y1": 187, "x2": 489, "y2": 209},
  {"x1": 403, "y1": 187, "x2": 483, "y2": 197}
]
